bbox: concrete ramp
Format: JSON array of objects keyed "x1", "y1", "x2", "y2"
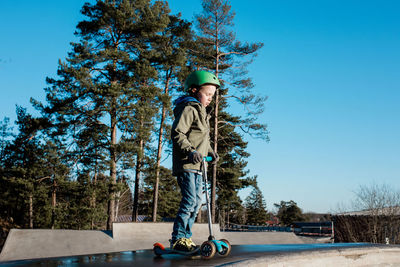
[
  {"x1": 0, "y1": 228, "x2": 115, "y2": 261},
  {"x1": 0, "y1": 222, "x2": 222, "y2": 262}
]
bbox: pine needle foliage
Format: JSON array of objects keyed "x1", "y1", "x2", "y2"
[{"x1": 193, "y1": 0, "x2": 269, "y2": 222}]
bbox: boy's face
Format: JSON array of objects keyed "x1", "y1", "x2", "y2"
[{"x1": 193, "y1": 84, "x2": 216, "y2": 107}]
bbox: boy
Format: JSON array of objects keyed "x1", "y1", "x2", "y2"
[{"x1": 170, "y1": 70, "x2": 220, "y2": 252}]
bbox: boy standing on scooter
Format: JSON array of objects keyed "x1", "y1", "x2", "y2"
[{"x1": 170, "y1": 70, "x2": 220, "y2": 252}]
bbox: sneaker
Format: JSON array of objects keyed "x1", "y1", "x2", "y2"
[
  {"x1": 187, "y1": 238, "x2": 197, "y2": 250},
  {"x1": 172, "y1": 238, "x2": 194, "y2": 252}
]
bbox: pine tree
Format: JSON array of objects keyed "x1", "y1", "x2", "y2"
[
  {"x1": 0, "y1": 117, "x2": 13, "y2": 221},
  {"x1": 36, "y1": 138, "x2": 70, "y2": 229},
  {"x1": 274, "y1": 200, "x2": 306, "y2": 226},
  {"x1": 0, "y1": 117, "x2": 13, "y2": 166},
  {"x1": 244, "y1": 181, "x2": 268, "y2": 225},
  {"x1": 120, "y1": 1, "x2": 170, "y2": 222},
  {"x1": 194, "y1": 0, "x2": 268, "y2": 222},
  {"x1": 32, "y1": 0, "x2": 170, "y2": 228},
  {"x1": 1, "y1": 107, "x2": 51, "y2": 228},
  {"x1": 150, "y1": 14, "x2": 193, "y2": 221},
  {"x1": 0, "y1": 109, "x2": 76, "y2": 229},
  {"x1": 142, "y1": 161, "x2": 180, "y2": 220}
]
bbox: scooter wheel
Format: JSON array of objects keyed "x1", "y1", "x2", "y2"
[
  {"x1": 218, "y1": 239, "x2": 231, "y2": 257},
  {"x1": 153, "y1": 246, "x2": 163, "y2": 256},
  {"x1": 200, "y1": 241, "x2": 216, "y2": 259},
  {"x1": 153, "y1": 243, "x2": 165, "y2": 256}
]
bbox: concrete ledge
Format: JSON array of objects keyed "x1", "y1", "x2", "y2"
[{"x1": 226, "y1": 246, "x2": 400, "y2": 266}]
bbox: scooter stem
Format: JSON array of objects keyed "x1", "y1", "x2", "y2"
[{"x1": 202, "y1": 157, "x2": 214, "y2": 240}]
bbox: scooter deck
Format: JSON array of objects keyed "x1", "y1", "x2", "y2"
[{"x1": 153, "y1": 242, "x2": 200, "y2": 256}]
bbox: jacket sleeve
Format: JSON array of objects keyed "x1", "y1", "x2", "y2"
[
  {"x1": 171, "y1": 106, "x2": 196, "y2": 155},
  {"x1": 208, "y1": 143, "x2": 214, "y2": 155},
  {"x1": 207, "y1": 113, "x2": 214, "y2": 155}
]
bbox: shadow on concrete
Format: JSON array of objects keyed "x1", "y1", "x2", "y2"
[
  {"x1": 0, "y1": 243, "x2": 392, "y2": 267},
  {"x1": 100, "y1": 230, "x2": 113, "y2": 238}
]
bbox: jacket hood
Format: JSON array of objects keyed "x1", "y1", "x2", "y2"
[
  {"x1": 173, "y1": 95, "x2": 202, "y2": 118},
  {"x1": 173, "y1": 95, "x2": 200, "y2": 106}
]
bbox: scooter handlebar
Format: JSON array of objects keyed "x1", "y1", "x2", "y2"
[{"x1": 204, "y1": 156, "x2": 213, "y2": 162}]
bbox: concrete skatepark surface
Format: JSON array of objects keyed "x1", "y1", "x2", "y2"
[
  {"x1": 0, "y1": 222, "x2": 304, "y2": 261},
  {"x1": 1, "y1": 223, "x2": 400, "y2": 266},
  {"x1": 1, "y1": 244, "x2": 400, "y2": 266}
]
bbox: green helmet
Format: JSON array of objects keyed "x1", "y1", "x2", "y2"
[{"x1": 184, "y1": 70, "x2": 220, "y2": 91}]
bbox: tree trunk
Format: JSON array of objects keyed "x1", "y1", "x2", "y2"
[
  {"x1": 51, "y1": 179, "x2": 57, "y2": 229},
  {"x1": 196, "y1": 206, "x2": 202, "y2": 223},
  {"x1": 115, "y1": 190, "x2": 120, "y2": 220},
  {"x1": 227, "y1": 209, "x2": 229, "y2": 229},
  {"x1": 211, "y1": 92, "x2": 218, "y2": 223},
  {"x1": 107, "y1": 107, "x2": 117, "y2": 230},
  {"x1": 152, "y1": 77, "x2": 170, "y2": 222},
  {"x1": 211, "y1": 47, "x2": 221, "y2": 223},
  {"x1": 29, "y1": 193, "x2": 33, "y2": 229},
  {"x1": 91, "y1": 167, "x2": 98, "y2": 230},
  {"x1": 133, "y1": 137, "x2": 144, "y2": 222}
]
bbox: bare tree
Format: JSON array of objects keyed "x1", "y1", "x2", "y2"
[
  {"x1": 333, "y1": 183, "x2": 400, "y2": 244},
  {"x1": 352, "y1": 183, "x2": 400, "y2": 215}
]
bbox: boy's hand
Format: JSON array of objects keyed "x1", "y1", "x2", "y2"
[
  {"x1": 209, "y1": 151, "x2": 219, "y2": 164},
  {"x1": 189, "y1": 151, "x2": 203, "y2": 164}
]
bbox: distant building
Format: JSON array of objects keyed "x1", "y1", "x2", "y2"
[
  {"x1": 116, "y1": 215, "x2": 150, "y2": 222},
  {"x1": 266, "y1": 216, "x2": 279, "y2": 226},
  {"x1": 336, "y1": 206, "x2": 400, "y2": 216}
]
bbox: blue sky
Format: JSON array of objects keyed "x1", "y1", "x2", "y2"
[{"x1": 1, "y1": 0, "x2": 399, "y2": 213}]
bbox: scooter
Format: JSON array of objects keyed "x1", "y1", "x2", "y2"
[{"x1": 153, "y1": 157, "x2": 231, "y2": 259}]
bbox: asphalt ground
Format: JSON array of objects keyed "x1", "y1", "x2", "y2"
[{"x1": 0, "y1": 243, "x2": 381, "y2": 267}]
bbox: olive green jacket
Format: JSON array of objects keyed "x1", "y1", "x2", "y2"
[{"x1": 171, "y1": 96, "x2": 213, "y2": 176}]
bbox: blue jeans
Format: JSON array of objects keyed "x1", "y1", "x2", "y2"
[{"x1": 172, "y1": 170, "x2": 203, "y2": 241}]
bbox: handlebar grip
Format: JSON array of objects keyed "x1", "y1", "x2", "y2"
[{"x1": 204, "y1": 156, "x2": 213, "y2": 162}]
